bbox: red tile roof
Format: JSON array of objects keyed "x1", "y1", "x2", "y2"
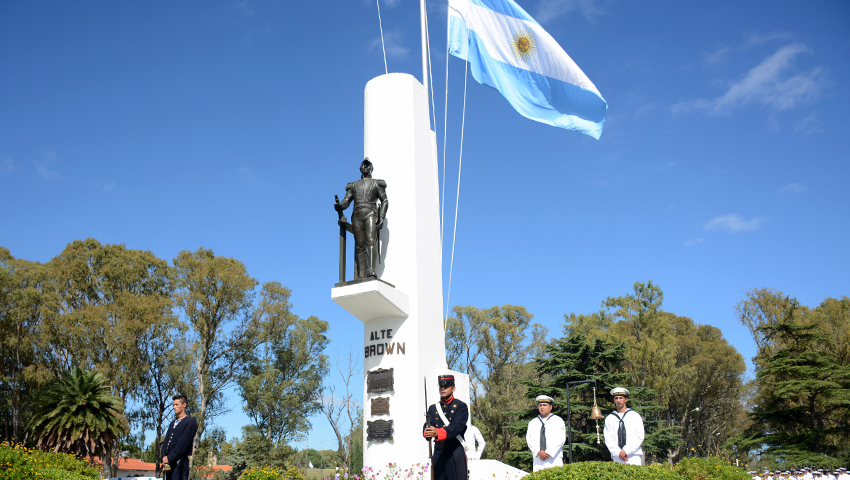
[
  {"x1": 115, "y1": 458, "x2": 157, "y2": 471},
  {"x1": 90, "y1": 457, "x2": 232, "y2": 475}
]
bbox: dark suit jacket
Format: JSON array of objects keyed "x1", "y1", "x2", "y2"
[
  {"x1": 424, "y1": 397, "x2": 469, "y2": 451},
  {"x1": 161, "y1": 415, "x2": 197, "y2": 464}
]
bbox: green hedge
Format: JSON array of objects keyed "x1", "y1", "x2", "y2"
[
  {"x1": 524, "y1": 457, "x2": 751, "y2": 480},
  {"x1": 0, "y1": 443, "x2": 99, "y2": 480},
  {"x1": 38, "y1": 467, "x2": 97, "y2": 480}
]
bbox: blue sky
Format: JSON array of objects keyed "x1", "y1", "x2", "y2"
[{"x1": 2, "y1": 0, "x2": 849, "y2": 451}]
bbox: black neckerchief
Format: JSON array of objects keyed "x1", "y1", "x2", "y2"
[{"x1": 611, "y1": 409, "x2": 631, "y2": 449}]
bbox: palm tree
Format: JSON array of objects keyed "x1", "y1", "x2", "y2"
[{"x1": 29, "y1": 367, "x2": 127, "y2": 458}]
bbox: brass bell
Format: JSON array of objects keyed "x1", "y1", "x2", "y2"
[
  {"x1": 591, "y1": 386, "x2": 604, "y2": 444},
  {"x1": 590, "y1": 404, "x2": 604, "y2": 420}
]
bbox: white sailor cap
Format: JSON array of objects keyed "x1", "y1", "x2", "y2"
[
  {"x1": 610, "y1": 387, "x2": 630, "y2": 397},
  {"x1": 536, "y1": 395, "x2": 554, "y2": 404}
]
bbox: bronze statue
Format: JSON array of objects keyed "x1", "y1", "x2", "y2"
[{"x1": 334, "y1": 158, "x2": 388, "y2": 280}]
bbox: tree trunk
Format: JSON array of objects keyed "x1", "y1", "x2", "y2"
[
  {"x1": 810, "y1": 393, "x2": 820, "y2": 453},
  {"x1": 12, "y1": 330, "x2": 21, "y2": 442},
  {"x1": 102, "y1": 450, "x2": 112, "y2": 479},
  {"x1": 3, "y1": 401, "x2": 7, "y2": 443},
  {"x1": 191, "y1": 367, "x2": 207, "y2": 472},
  {"x1": 155, "y1": 427, "x2": 163, "y2": 477}
]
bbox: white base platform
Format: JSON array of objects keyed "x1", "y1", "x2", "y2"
[
  {"x1": 469, "y1": 460, "x2": 529, "y2": 480},
  {"x1": 331, "y1": 280, "x2": 410, "y2": 322}
]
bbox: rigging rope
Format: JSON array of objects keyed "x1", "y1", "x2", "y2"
[
  {"x1": 444, "y1": 38, "x2": 469, "y2": 331},
  {"x1": 440, "y1": 4, "x2": 450, "y2": 246},
  {"x1": 426, "y1": 3, "x2": 437, "y2": 133},
  {"x1": 377, "y1": 0, "x2": 388, "y2": 74}
]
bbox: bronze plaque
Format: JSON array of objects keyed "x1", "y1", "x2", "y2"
[
  {"x1": 371, "y1": 397, "x2": 390, "y2": 416},
  {"x1": 367, "y1": 419, "x2": 393, "y2": 442},
  {"x1": 367, "y1": 368, "x2": 394, "y2": 394}
]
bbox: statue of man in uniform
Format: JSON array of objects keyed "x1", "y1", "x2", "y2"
[{"x1": 334, "y1": 158, "x2": 388, "y2": 279}]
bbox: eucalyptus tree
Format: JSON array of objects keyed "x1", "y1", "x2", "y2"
[
  {"x1": 133, "y1": 320, "x2": 197, "y2": 476},
  {"x1": 174, "y1": 248, "x2": 309, "y2": 465},
  {"x1": 0, "y1": 248, "x2": 54, "y2": 443},
  {"x1": 43, "y1": 239, "x2": 175, "y2": 475},
  {"x1": 445, "y1": 304, "x2": 548, "y2": 463},
  {"x1": 238, "y1": 281, "x2": 330, "y2": 447},
  {"x1": 43, "y1": 239, "x2": 175, "y2": 394}
]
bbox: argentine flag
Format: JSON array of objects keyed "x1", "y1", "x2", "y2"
[{"x1": 448, "y1": 0, "x2": 607, "y2": 139}]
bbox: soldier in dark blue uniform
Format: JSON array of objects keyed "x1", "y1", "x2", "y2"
[
  {"x1": 423, "y1": 375, "x2": 468, "y2": 480},
  {"x1": 160, "y1": 394, "x2": 198, "y2": 480}
]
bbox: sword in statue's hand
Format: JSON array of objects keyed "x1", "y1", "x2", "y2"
[{"x1": 334, "y1": 195, "x2": 344, "y2": 220}]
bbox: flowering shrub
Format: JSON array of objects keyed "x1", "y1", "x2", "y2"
[
  {"x1": 239, "y1": 463, "x2": 305, "y2": 480},
  {"x1": 358, "y1": 462, "x2": 429, "y2": 480},
  {"x1": 0, "y1": 442, "x2": 99, "y2": 480},
  {"x1": 321, "y1": 470, "x2": 360, "y2": 480}
]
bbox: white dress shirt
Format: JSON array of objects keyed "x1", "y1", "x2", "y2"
[
  {"x1": 466, "y1": 425, "x2": 486, "y2": 460},
  {"x1": 525, "y1": 414, "x2": 566, "y2": 471},
  {"x1": 603, "y1": 408, "x2": 644, "y2": 465}
]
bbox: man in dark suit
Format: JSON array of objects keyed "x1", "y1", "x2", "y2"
[
  {"x1": 161, "y1": 394, "x2": 198, "y2": 480},
  {"x1": 423, "y1": 375, "x2": 468, "y2": 480}
]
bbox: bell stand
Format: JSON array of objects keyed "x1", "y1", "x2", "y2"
[{"x1": 565, "y1": 379, "x2": 604, "y2": 464}]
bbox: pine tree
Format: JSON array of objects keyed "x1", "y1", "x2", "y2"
[
  {"x1": 506, "y1": 334, "x2": 681, "y2": 469},
  {"x1": 738, "y1": 321, "x2": 850, "y2": 467}
]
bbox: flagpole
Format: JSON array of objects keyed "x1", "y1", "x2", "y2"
[{"x1": 420, "y1": 0, "x2": 429, "y2": 113}]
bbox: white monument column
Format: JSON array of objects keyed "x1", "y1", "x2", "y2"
[
  {"x1": 332, "y1": 73, "x2": 525, "y2": 480},
  {"x1": 332, "y1": 72, "x2": 459, "y2": 471}
]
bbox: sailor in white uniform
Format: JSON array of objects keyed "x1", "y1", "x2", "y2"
[
  {"x1": 466, "y1": 424, "x2": 486, "y2": 460},
  {"x1": 525, "y1": 394, "x2": 566, "y2": 472},
  {"x1": 603, "y1": 387, "x2": 645, "y2": 465}
]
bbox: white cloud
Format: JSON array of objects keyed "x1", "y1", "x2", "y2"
[
  {"x1": 743, "y1": 32, "x2": 796, "y2": 48},
  {"x1": 369, "y1": 30, "x2": 410, "y2": 59},
  {"x1": 684, "y1": 238, "x2": 705, "y2": 247},
  {"x1": 32, "y1": 149, "x2": 62, "y2": 180},
  {"x1": 703, "y1": 214, "x2": 762, "y2": 232},
  {"x1": 794, "y1": 114, "x2": 821, "y2": 136},
  {"x1": 704, "y1": 46, "x2": 730, "y2": 66},
  {"x1": 672, "y1": 43, "x2": 822, "y2": 117},
  {"x1": 779, "y1": 182, "x2": 807, "y2": 193},
  {"x1": 101, "y1": 181, "x2": 116, "y2": 193},
  {"x1": 634, "y1": 102, "x2": 659, "y2": 117},
  {"x1": 535, "y1": 0, "x2": 606, "y2": 24},
  {"x1": 234, "y1": 0, "x2": 255, "y2": 17},
  {"x1": 0, "y1": 155, "x2": 15, "y2": 173}
]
